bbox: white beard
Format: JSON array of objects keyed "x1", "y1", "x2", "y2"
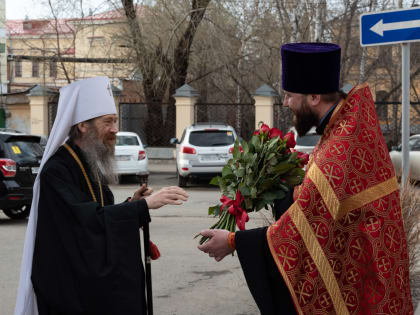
[{"x1": 79, "y1": 125, "x2": 117, "y2": 185}]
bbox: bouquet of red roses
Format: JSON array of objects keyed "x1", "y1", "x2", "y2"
[{"x1": 197, "y1": 123, "x2": 309, "y2": 245}]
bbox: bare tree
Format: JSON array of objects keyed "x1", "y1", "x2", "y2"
[{"x1": 119, "y1": 0, "x2": 211, "y2": 145}]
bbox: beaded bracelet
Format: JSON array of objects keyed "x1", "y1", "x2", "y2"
[{"x1": 227, "y1": 232, "x2": 236, "y2": 250}]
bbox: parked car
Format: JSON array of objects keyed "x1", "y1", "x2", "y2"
[
  {"x1": 114, "y1": 131, "x2": 149, "y2": 184},
  {"x1": 290, "y1": 127, "x2": 321, "y2": 154},
  {"x1": 170, "y1": 123, "x2": 238, "y2": 187},
  {"x1": 0, "y1": 130, "x2": 44, "y2": 219},
  {"x1": 389, "y1": 134, "x2": 420, "y2": 181}
]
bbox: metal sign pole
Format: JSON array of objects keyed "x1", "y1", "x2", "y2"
[{"x1": 401, "y1": 43, "x2": 410, "y2": 186}]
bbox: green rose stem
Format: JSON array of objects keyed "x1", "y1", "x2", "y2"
[{"x1": 195, "y1": 207, "x2": 239, "y2": 245}]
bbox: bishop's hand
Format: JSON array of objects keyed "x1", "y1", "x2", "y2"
[{"x1": 145, "y1": 186, "x2": 188, "y2": 209}]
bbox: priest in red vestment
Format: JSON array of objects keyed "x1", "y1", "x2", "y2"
[{"x1": 198, "y1": 42, "x2": 413, "y2": 315}]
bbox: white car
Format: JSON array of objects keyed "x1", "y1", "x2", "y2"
[
  {"x1": 290, "y1": 127, "x2": 321, "y2": 154},
  {"x1": 170, "y1": 123, "x2": 238, "y2": 187},
  {"x1": 389, "y1": 134, "x2": 420, "y2": 182},
  {"x1": 114, "y1": 131, "x2": 149, "y2": 184}
]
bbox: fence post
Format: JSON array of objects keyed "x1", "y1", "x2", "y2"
[
  {"x1": 253, "y1": 84, "x2": 277, "y2": 129},
  {"x1": 173, "y1": 84, "x2": 199, "y2": 140},
  {"x1": 28, "y1": 85, "x2": 57, "y2": 136}
]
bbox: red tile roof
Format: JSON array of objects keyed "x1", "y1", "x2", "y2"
[
  {"x1": 7, "y1": 19, "x2": 74, "y2": 36},
  {"x1": 7, "y1": 7, "x2": 145, "y2": 36}
]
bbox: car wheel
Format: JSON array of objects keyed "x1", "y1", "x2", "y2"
[
  {"x1": 3, "y1": 205, "x2": 31, "y2": 220},
  {"x1": 178, "y1": 172, "x2": 188, "y2": 187},
  {"x1": 137, "y1": 175, "x2": 148, "y2": 185}
]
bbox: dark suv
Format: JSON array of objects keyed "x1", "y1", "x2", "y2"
[{"x1": 0, "y1": 129, "x2": 43, "y2": 219}]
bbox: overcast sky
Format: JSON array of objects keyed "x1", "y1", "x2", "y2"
[{"x1": 5, "y1": 0, "x2": 108, "y2": 20}]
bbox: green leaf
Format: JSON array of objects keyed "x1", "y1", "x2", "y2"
[
  {"x1": 241, "y1": 140, "x2": 249, "y2": 155},
  {"x1": 270, "y1": 163, "x2": 295, "y2": 175},
  {"x1": 278, "y1": 183, "x2": 290, "y2": 192},
  {"x1": 287, "y1": 152, "x2": 298, "y2": 162},
  {"x1": 259, "y1": 179, "x2": 275, "y2": 191},
  {"x1": 285, "y1": 175, "x2": 304, "y2": 186},
  {"x1": 244, "y1": 197, "x2": 253, "y2": 210},
  {"x1": 239, "y1": 186, "x2": 251, "y2": 196},
  {"x1": 218, "y1": 176, "x2": 227, "y2": 192},
  {"x1": 234, "y1": 166, "x2": 245, "y2": 178},
  {"x1": 255, "y1": 199, "x2": 267, "y2": 211},
  {"x1": 246, "y1": 173, "x2": 255, "y2": 186},
  {"x1": 251, "y1": 186, "x2": 257, "y2": 198},
  {"x1": 251, "y1": 135, "x2": 261, "y2": 151},
  {"x1": 209, "y1": 176, "x2": 220, "y2": 186},
  {"x1": 222, "y1": 165, "x2": 233, "y2": 178},
  {"x1": 208, "y1": 205, "x2": 221, "y2": 216},
  {"x1": 266, "y1": 152, "x2": 276, "y2": 161},
  {"x1": 260, "y1": 191, "x2": 280, "y2": 202},
  {"x1": 267, "y1": 137, "x2": 279, "y2": 150},
  {"x1": 233, "y1": 140, "x2": 241, "y2": 159}
]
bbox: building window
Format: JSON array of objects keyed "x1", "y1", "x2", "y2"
[
  {"x1": 49, "y1": 61, "x2": 57, "y2": 78},
  {"x1": 15, "y1": 60, "x2": 22, "y2": 77},
  {"x1": 32, "y1": 60, "x2": 39, "y2": 77}
]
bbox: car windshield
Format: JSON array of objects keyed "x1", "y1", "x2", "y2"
[
  {"x1": 4, "y1": 140, "x2": 44, "y2": 163},
  {"x1": 116, "y1": 135, "x2": 139, "y2": 146},
  {"x1": 189, "y1": 130, "x2": 235, "y2": 147},
  {"x1": 296, "y1": 134, "x2": 321, "y2": 146}
]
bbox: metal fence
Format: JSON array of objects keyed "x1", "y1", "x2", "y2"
[
  {"x1": 48, "y1": 102, "x2": 58, "y2": 134},
  {"x1": 194, "y1": 103, "x2": 255, "y2": 140},
  {"x1": 119, "y1": 102, "x2": 175, "y2": 147},
  {"x1": 47, "y1": 100, "x2": 420, "y2": 149},
  {"x1": 376, "y1": 102, "x2": 420, "y2": 148}
]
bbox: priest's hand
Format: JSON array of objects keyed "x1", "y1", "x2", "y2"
[
  {"x1": 145, "y1": 186, "x2": 188, "y2": 209},
  {"x1": 131, "y1": 184, "x2": 153, "y2": 201},
  {"x1": 197, "y1": 229, "x2": 233, "y2": 262}
]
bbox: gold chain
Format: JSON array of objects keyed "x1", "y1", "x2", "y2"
[{"x1": 63, "y1": 143, "x2": 104, "y2": 207}]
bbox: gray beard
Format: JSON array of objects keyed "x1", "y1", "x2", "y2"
[{"x1": 79, "y1": 127, "x2": 117, "y2": 185}]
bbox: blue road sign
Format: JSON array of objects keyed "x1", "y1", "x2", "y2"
[{"x1": 360, "y1": 7, "x2": 420, "y2": 46}]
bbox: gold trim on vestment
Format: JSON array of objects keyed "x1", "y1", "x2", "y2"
[
  {"x1": 267, "y1": 203, "x2": 350, "y2": 315},
  {"x1": 267, "y1": 219, "x2": 304, "y2": 315},
  {"x1": 340, "y1": 177, "x2": 398, "y2": 215},
  {"x1": 289, "y1": 203, "x2": 350, "y2": 315},
  {"x1": 63, "y1": 143, "x2": 104, "y2": 207},
  {"x1": 308, "y1": 163, "x2": 399, "y2": 220},
  {"x1": 307, "y1": 164, "x2": 340, "y2": 219}
]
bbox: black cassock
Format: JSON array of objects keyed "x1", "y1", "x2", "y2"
[
  {"x1": 236, "y1": 192, "x2": 297, "y2": 315},
  {"x1": 32, "y1": 141, "x2": 150, "y2": 315}
]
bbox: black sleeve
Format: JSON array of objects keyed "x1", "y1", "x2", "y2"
[
  {"x1": 42, "y1": 162, "x2": 151, "y2": 228},
  {"x1": 273, "y1": 190, "x2": 294, "y2": 221},
  {"x1": 236, "y1": 227, "x2": 296, "y2": 315},
  {"x1": 31, "y1": 162, "x2": 149, "y2": 314}
]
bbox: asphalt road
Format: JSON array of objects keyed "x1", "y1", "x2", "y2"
[{"x1": 0, "y1": 166, "x2": 267, "y2": 315}]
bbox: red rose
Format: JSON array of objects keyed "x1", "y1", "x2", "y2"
[
  {"x1": 260, "y1": 124, "x2": 270, "y2": 133},
  {"x1": 268, "y1": 128, "x2": 283, "y2": 139},
  {"x1": 284, "y1": 132, "x2": 296, "y2": 148},
  {"x1": 253, "y1": 130, "x2": 260, "y2": 135},
  {"x1": 297, "y1": 152, "x2": 310, "y2": 166}
]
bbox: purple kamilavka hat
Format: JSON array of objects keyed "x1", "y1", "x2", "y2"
[{"x1": 281, "y1": 42, "x2": 341, "y2": 94}]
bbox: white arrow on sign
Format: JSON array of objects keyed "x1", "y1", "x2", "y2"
[{"x1": 370, "y1": 18, "x2": 420, "y2": 36}]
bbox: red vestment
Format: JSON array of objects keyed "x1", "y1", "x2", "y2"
[{"x1": 267, "y1": 84, "x2": 413, "y2": 314}]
